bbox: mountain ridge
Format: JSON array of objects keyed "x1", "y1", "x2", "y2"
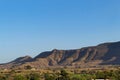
[{"x1": 1, "y1": 41, "x2": 120, "y2": 69}]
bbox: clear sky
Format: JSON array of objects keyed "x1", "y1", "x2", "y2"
[{"x1": 0, "y1": 0, "x2": 120, "y2": 63}]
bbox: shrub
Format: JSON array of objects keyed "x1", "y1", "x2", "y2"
[
  {"x1": 14, "y1": 74, "x2": 27, "y2": 80},
  {"x1": 56, "y1": 69, "x2": 71, "y2": 80},
  {"x1": 27, "y1": 73, "x2": 40, "y2": 80},
  {"x1": 44, "y1": 73, "x2": 56, "y2": 80}
]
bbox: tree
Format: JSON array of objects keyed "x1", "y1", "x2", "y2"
[
  {"x1": 56, "y1": 69, "x2": 71, "y2": 80},
  {"x1": 27, "y1": 73, "x2": 40, "y2": 80}
]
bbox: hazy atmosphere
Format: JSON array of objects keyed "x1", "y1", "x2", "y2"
[{"x1": 0, "y1": 0, "x2": 120, "y2": 63}]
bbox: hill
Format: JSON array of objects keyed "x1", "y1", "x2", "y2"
[{"x1": 1, "y1": 41, "x2": 120, "y2": 69}]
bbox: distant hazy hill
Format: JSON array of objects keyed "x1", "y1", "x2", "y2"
[{"x1": 1, "y1": 41, "x2": 120, "y2": 69}]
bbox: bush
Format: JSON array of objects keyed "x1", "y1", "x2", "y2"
[
  {"x1": 44, "y1": 73, "x2": 56, "y2": 80},
  {"x1": 56, "y1": 69, "x2": 71, "y2": 80},
  {"x1": 14, "y1": 75, "x2": 27, "y2": 80},
  {"x1": 27, "y1": 73, "x2": 40, "y2": 80},
  {"x1": 0, "y1": 74, "x2": 8, "y2": 80}
]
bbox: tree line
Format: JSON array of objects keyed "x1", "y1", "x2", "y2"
[{"x1": 0, "y1": 69, "x2": 120, "y2": 80}]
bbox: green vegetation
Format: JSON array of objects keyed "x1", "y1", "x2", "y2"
[
  {"x1": 56, "y1": 69, "x2": 71, "y2": 80},
  {"x1": 14, "y1": 75, "x2": 27, "y2": 80},
  {"x1": 0, "y1": 68, "x2": 120, "y2": 80}
]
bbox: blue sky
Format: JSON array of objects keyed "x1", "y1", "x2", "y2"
[{"x1": 0, "y1": 0, "x2": 120, "y2": 63}]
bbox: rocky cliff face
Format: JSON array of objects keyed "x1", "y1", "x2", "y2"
[{"x1": 1, "y1": 41, "x2": 120, "y2": 69}]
